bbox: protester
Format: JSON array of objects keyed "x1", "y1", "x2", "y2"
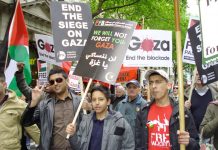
[
  {"x1": 141, "y1": 85, "x2": 149, "y2": 100},
  {"x1": 171, "y1": 84, "x2": 179, "y2": 101},
  {"x1": 66, "y1": 85, "x2": 135, "y2": 150},
  {"x1": 185, "y1": 71, "x2": 218, "y2": 132},
  {"x1": 17, "y1": 66, "x2": 85, "y2": 150},
  {"x1": 111, "y1": 85, "x2": 126, "y2": 110},
  {"x1": 135, "y1": 70, "x2": 199, "y2": 149},
  {"x1": 200, "y1": 100, "x2": 218, "y2": 149},
  {"x1": 115, "y1": 79, "x2": 147, "y2": 135},
  {"x1": 0, "y1": 73, "x2": 40, "y2": 149}
]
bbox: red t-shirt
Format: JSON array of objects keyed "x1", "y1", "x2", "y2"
[{"x1": 147, "y1": 103, "x2": 173, "y2": 150}]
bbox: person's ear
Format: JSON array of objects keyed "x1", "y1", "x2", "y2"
[
  {"x1": 3, "y1": 82, "x2": 7, "y2": 88},
  {"x1": 107, "y1": 99, "x2": 111, "y2": 105},
  {"x1": 65, "y1": 78, "x2": 69, "y2": 84},
  {"x1": 167, "y1": 82, "x2": 171, "y2": 90}
]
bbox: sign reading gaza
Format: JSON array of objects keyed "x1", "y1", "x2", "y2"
[
  {"x1": 123, "y1": 30, "x2": 172, "y2": 67},
  {"x1": 74, "y1": 18, "x2": 136, "y2": 84},
  {"x1": 188, "y1": 22, "x2": 218, "y2": 85},
  {"x1": 35, "y1": 34, "x2": 61, "y2": 66},
  {"x1": 50, "y1": 1, "x2": 92, "y2": 62}
]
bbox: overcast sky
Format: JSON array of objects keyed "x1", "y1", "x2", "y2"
[{"x1": 187, "y1": 0, "x2": 199, "y2": 17}]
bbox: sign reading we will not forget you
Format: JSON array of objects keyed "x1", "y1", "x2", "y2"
[
  {"x1": 50, "y1": 1, "x2": 92, "y2": 62},
  {"x1": 74, "y1": 19, "x2": 136, "y2": 84}
]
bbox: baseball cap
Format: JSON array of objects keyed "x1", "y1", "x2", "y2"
[
  {"x1": 145, "y1": 70, "x2": 169, "y2": 81},
  {"x1": 126, "y1": 79, "x2": 140, "y2": 88}
]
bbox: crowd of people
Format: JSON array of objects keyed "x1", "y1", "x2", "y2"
[{"x1": 0, "y1": 62, "x2": 218, "y2": 150}]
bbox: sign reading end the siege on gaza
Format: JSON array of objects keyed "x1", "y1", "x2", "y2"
[
  {"x1": 50, "y1": 1, "x2": 92, "y2": 62},
  {"x1": 74, "y1": 18, "x2": 136, "y2": 84}
]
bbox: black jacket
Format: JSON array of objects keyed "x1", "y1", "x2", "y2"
[
  {"x1": 135, "y1": 98, "x2": 200, "y2": 150},
  {"x1": 111, "y1": 94, "x2": 126, "y2": 110}
]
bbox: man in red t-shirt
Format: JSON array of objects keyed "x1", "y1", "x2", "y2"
[{"x1": 135, "y1": 70, "x2": 199, "y2": 150}]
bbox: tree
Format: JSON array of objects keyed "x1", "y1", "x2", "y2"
[{"x1": 88, "y1": 0, "x2": 188, "y2": 54}]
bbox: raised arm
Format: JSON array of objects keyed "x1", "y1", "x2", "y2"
[{"x1": 15, "y1": 62, "x2": 32, "y2": 100}]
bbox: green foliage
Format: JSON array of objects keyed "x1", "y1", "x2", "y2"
[
  {"x1": 88, "y1": 0, "x2": 190, "y2": 76},
  {"x1": 88, "y1": 0, "x2": 188, "y2": 51}
]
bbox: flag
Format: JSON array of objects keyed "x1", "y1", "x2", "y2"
[
  {"x1": 136, "y1": 24, "x2": 142, "y2": 29},
  {"x1": 5, "y1": 0, "x2": 31, "y2": 96}
]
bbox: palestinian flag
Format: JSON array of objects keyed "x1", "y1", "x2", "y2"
[{"x1": 4, "y1": 0, "x2": 31, "y2": 96}]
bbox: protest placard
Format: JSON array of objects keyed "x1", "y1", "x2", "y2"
[
  {"x1": 37, "y1": 60, "x2": 48, "y2": 85},
  {"x1": 35, "y1": 34, "x2": 61, "y2": 66},
  {"x1": 182, "y1": 18, "x2": 199, "y2": 64},
  {"x1": 188, "y1": 22, "x2": 218, "y2": 85},
  {"x1": 123, "y1": 30, "x2": 172, "y2": 67},
  {"x1": 74, "y1": 18, "x2": 136, "y2": 84},
  {"x1": 50, "y1": 1, "x2": 92, "y2": 61},
  {"x1": 200, "y1": 0, "x2": 218, "y2": 64}
]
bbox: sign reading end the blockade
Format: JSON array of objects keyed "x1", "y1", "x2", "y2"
[{"x1": 123, "y1": 30, "x2": 172, "y2": 67}]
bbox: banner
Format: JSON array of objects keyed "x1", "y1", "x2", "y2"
[
  {"x1": 116, "y1": 65, "x2": 138, "y2": 83},
  {"x1": 200, "y1": 0, "x2": 218, "y2": 64},
  {"x1": 74, "y1": 18, "x2": 136, "y2": 84},
  {"x1": 35, "y1": 34, "x2": 61, "y2": 66},
  {"x1": 123, "y1": 30, "x2": 172, "y2": 67},
  {"x1": 50, "y1": 1, "x2": 92, "y2": 61},
  {"x1": 182, "y1": 17, "x2": 199, "y2": 64},
  {"x1": 188, "y1": 22, "x2": 218, "y2": 85}
]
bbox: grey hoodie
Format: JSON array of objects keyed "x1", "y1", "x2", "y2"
[{"x1": 69, "y1": 111, "x2": 135, "y2": 150}]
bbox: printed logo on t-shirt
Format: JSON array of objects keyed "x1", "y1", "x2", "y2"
[{"x1": 147, "y1": 104, "x2": 172, "y2": 150}]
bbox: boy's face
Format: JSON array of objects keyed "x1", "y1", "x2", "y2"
[{"x1": 91, "y1": 90, "x2": 110, "y2": 114}]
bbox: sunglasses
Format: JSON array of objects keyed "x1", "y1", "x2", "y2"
[
  {"x1": 49, "y1": 78, "x2": 63, "y2": 85},
  {"x1": 173, "y1": 87, "x2": 178, "y2": 89}
]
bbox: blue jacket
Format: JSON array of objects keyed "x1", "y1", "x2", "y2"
[{"x1": 115, "y1": 95, "x2": 147, "y2": 135}]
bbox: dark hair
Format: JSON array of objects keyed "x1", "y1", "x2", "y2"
[
  {"x1": 90, "y1": 85, "x2": 111, "y2": 101},
  {"x1": 0, "y1": 73, "x2": 5, "y2": 82},
  {"x1": 47, "y1": 68, "x2": 68, "y2": 81}
]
